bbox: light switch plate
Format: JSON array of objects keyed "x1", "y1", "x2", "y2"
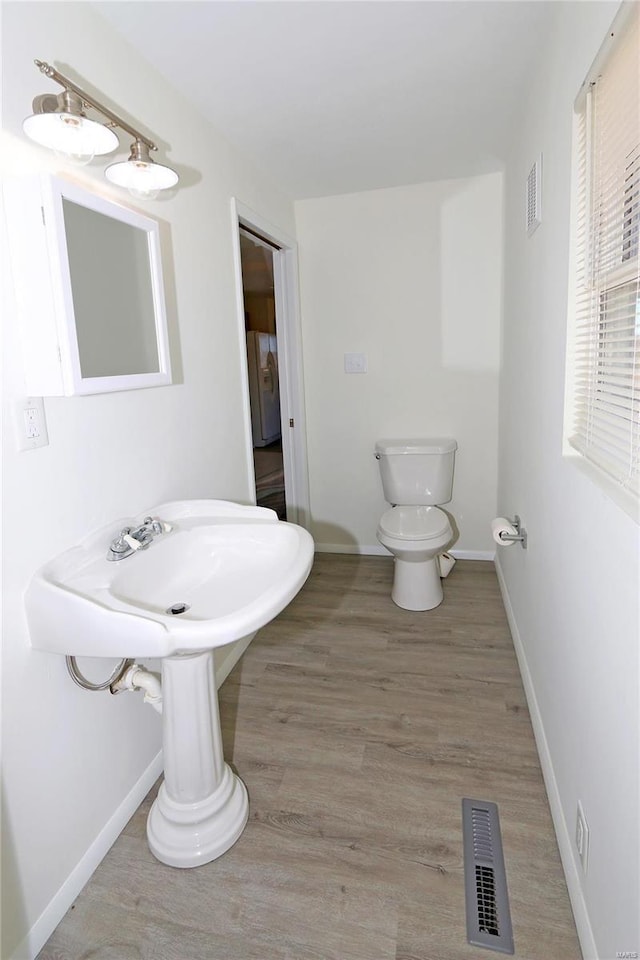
[
  {"x1": 14, "y1": 396, "x2": 49, "y2": 451},
  {"x1": 344, "y1": 352, "x2": 367, "y2": 374}
]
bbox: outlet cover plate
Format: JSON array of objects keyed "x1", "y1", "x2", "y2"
[
  {"x1": 14, "y1": 396, "x2": 49, "y2": 451},
  {"x1": 575, "y1": 801, "x2": 589, "y2": 874}
]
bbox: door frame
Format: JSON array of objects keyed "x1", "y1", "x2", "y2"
[{"x1": 230, "y1": 198, "x2": 310, "y2": 529}]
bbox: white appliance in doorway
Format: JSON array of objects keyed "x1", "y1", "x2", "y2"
[{"x1": 246, "y1": 331, "x2": 281, "y2": 447}]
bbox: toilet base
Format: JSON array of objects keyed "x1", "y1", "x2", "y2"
[{"x1": 391, "y1": 556, "x2": 443, "y2": 611}]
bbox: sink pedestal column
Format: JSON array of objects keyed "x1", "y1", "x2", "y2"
[{"x1": 147, "y1": 650, "x2": 248, "y2": 868}]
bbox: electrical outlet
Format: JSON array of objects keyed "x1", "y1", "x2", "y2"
[
  {"x1": 575, "y1": 801, "x2": 589, "y2": 874},
  {"x1": 14, "y1": 396, "x2": 49, "y2": 451}
]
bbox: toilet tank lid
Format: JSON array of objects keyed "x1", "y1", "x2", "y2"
[{"x1": 375, "y1": 437, "x2": 457, "y2": 456}]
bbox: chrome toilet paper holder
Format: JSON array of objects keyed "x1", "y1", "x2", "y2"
[{"x1": 501, "y1": 515, "x2": 527, "y2": 549}]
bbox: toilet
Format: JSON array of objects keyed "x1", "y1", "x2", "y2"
[{"x1": 375, "y1": 437, "x2": 457, "y2": 611}]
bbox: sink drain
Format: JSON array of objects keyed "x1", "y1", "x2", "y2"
[{"x1": 166, "y1": 602, "x2": 190, "y2": 616}]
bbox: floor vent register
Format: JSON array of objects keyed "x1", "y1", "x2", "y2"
[{"x1": 462, "y1": 798, "x2": 514, "y2": 954}]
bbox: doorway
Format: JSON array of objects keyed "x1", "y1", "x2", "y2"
[
  {"x1": 239, "y1": 229, "x2": 285, "y2": 519},
  {"x1": 231, "y1": 198, "x2": 310, "y2": 529}
]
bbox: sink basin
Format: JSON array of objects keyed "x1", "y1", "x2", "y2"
[{"x1": 26, "y1": 499, "x2": 315, "y2": 658}]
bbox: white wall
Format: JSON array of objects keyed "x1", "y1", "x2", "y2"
[
  {"x1": 1, "y1": 5, "x2": 296, "y2": 957},
  {"x1": 295, "y1": 173, "x2": 502, "y2": 556},
  {"x1": 498, "y1": 3, "x2": 639, "y2": 958}
]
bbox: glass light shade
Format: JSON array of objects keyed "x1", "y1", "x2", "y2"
[
  {"x1": 53, "y1": 147, "x2": 94, "y2": 167},
  {"x1": 23, "y1": 112, "x2": 119, "y2": 157},
  {"x1": 105, "y1": 158, "x2": 179, "y2": 197}
]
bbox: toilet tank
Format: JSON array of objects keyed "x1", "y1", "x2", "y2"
[{"x1": 375, "y1": 437, "x2": 457, "y2": 505}]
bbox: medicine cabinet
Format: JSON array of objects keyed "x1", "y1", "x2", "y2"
[{"x1": 3, "y1": 174, "x2": 172, "y2": 395}]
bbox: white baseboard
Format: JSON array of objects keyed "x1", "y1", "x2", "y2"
[
  {"x1": 314, "y1": 542, "x2": 389, "y2": 555},
  {"x1": 314, "y1": 543, "x2": 495, "y2": 561},
  {"x1": 13, "y1": 749, "x2": 164, "y2": 960},
  {"x1": 449, "y1": 548, "x2": 495, "y2": 561},
  {"x1": 494, "y1": 556, "x2": 596, "y2": 960}
]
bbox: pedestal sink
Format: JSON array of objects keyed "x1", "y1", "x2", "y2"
[{"x1": 26, "y1": 500, "x2": 314, "y2": 867}]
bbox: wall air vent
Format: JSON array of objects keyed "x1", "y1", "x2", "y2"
[
  {"x1": 462, "y1": 798, "x2": 514, "y2": 954},
  {"x1": 526, "y1": 155, "x2": 542, "y2": 236}
]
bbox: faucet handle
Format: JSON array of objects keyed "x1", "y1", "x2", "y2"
[
  {"x1": 123, "y1": 534, "x2": 145, "y2": 552},
  {"x1": 144, "y1": 516, "x2": 173, "y2": 534}
]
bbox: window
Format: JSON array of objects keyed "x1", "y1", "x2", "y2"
[{"x1": 567, "y1": 5, "x2": 639, "y2": 509}]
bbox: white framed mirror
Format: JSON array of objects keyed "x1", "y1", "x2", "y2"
[{"x1": 3, "y1": 174, "x2": 172, "y2": 396}]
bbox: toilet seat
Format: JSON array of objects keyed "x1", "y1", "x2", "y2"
[{"x1": 378, "y1": 505, "x2": 451, "y2": 542}]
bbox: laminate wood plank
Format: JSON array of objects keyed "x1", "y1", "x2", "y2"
[
  {"x1": 38, "y1": 894, "x2": 291, "y2": 960},
  {"x1": 222, "y1": 691, "x2": 440, "y2": 747},
  {"x1": 223, "y1": 710, "x2": 367, "y2": 771},
  {"x1": 78, "y1": 829, "x2": 400, "y2": 960},
  {"x1": 38, "y1": 557, "x2": 580, "y2": 960}
]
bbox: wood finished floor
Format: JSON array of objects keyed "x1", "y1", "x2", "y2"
[{"x1": 37, "y1": 556, "x2": 580, "y2": 960}]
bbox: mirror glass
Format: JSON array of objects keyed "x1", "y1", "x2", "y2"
[{"x1": 62, "y1": 199, "x2": 160, "y2": 378}]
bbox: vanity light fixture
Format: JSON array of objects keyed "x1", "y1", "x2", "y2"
[{"x1": 23, "y1": 60, "x2": 179, "y2": 198}]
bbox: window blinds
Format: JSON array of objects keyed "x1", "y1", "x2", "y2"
[{"x1": 570, "y1": 6, "x2": 639, "y2": 499}]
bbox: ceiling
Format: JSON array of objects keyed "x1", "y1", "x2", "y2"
[{"x1": 94, "y1": 1, "x2": 556, "y2": 200}]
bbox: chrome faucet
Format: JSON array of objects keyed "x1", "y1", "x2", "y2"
[{"x1": 106, "y1": 516, "x2": 171, "y2": 562}]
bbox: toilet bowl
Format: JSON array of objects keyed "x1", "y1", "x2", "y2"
[
  {"x1": 375, "y1": 437, "x2": 457, "y2": 611},
  {"x1": 377, "y1": 505, "x2": 452, "y2": 610}
]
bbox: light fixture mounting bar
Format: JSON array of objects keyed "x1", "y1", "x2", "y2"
[{"x1": 34, "y1": 60, "x2": 156, "y2": 151}]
